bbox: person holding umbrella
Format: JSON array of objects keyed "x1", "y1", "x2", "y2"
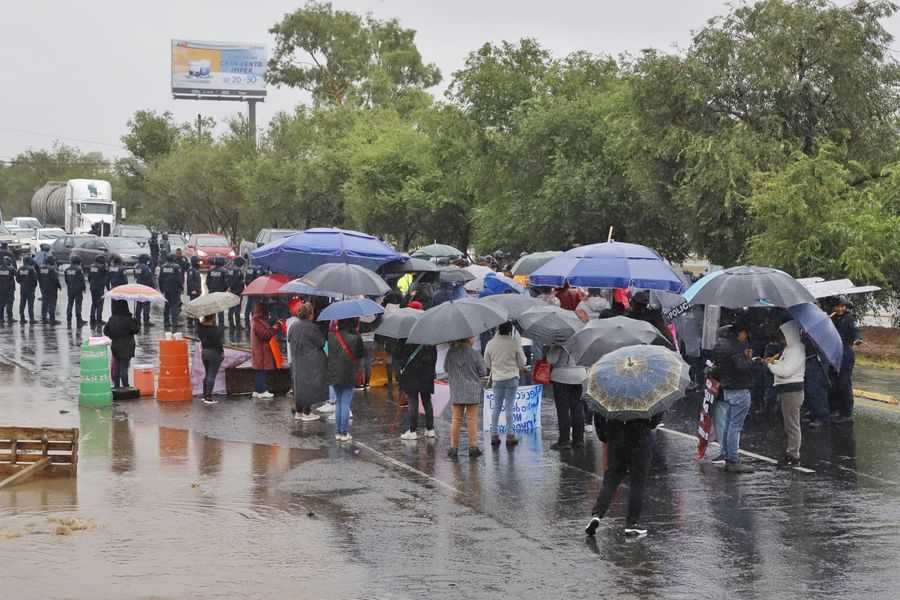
[
  {"x1": 764, "y1": 321, "x2": 805, "y2": 466},
  {"x1": 712, "y1": 320, "x2": 755, "y2": 473},
  {"x1": 446, "y1": 337, "x2": 487, "y2": 458},
  {"x1": 546, "y1": 343, "x2": 587, "y2": 450},
  {"x1": 830, "y1": 296, "x2": 861, "y2": 423},
  {"x1": 398, "y1": 340, "x2": 437, "y2": 441},
  {"x1": 328, "y1": 318, "x2": 364, "y2": 442},
  {"x1": 103, "y1": 300, "x2": 141, "y2": 389},
  {"x1": 197, "y1": 313, "x2": 224, "y2": 405},
  {"x1": 289, "y1": 303, "x2": 328, "y2": 422}
]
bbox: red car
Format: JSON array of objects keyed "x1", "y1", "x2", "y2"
[{"x1": 184, "y1": 234, "x2": 235, "y2": 269}]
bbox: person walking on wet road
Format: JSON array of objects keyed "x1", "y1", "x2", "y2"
[
  {"x1": 399, "y1": 341, "x2": 437, "y2": 440},
  {"x1": 484, "y1": 322, "x2": 526, "y2": 447},
  {"x1": 585, "y1": 414, "x2": 662, "y2": 539},
  {"x1": 15, "y1": 256, "x2": 39, "y2": 325},
  {"x1": 227, "y1": 257, "x2": 246, "y2": 330},
  {"x1": 207, "y1": 257, "x2": 229, "y2": 327},
  {"x1": 251, "y1": 303, "x2": 278, "y2": 400},
  {"x1": 712, "y1": 321, "x2": 755, "y2": 473},
  {"x1": 0, "y1": 256, "x2": 16, "y2": 323},
  {"x1": 38, "y1": 257, "x2": 61, "y2": 325},
  {"x1": 546, "y1": 343, "x2": 587, "y2": 450},
  {"x1": 830, "y1": 296, "x2": 861, "y2": 423},
  {"x1": 134, "y1": 254, "x2": 155, "y2": 326},
  {"x1": 288, "y1": 303, "x2": 328, "y2": 422},
  {"x1": 446, "y1": 337, "x2": 488, "y2": 459},
  {"x1": 765, "y1": 321, "x2": 805, "y2": 467},
  {"x1": 88, "y1": 255, "x2": 108, "y2": 326},
  {"x1": 197, "y1": 313, "x2": 225, "y2": 405},
  {"x1": 64, "y1": 256, "x2": 87, "y2": 328},
  {"x1": 158, "y1": 254, "x2": 183, "y2": 331},
  {"x1": 328, "y1": 318, "x2": 364, "y2": 442},
  {"x1": 103, "y1": 300, "x2": 140, "y2": 389},
  {"x1": 107, "y1": 256, "x2": 128, "y2": 288}
]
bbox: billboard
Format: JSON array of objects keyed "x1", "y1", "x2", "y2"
[{"x1": 171, "y1": 39, "x2": 266, "y2": 98}]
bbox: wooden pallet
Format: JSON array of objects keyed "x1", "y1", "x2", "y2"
[{"x1": 0, "y1": 427, "x2": 79, "y2": 489}]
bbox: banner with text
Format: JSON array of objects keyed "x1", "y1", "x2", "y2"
[
  {"x1": 171, "y1": 39, "x2": 267, "y2": 98},
  {"x1": 482, "y1": 384, "x2": 543, "y2": 434}
]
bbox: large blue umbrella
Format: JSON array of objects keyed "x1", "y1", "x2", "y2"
[
  {"x1": 479, "y1": 273, "x2": 526, "y2": 297},
  {"x1": 317, "y1": 298, "x2": 384, "y2": 322},
  {"x1": 528, "y1": 242, "x2": 684, "y2": 292},
  {"x1": 788, "y1": 303, "x2": 842, "y2": 371},
  {"x1": 250, "y1": 227, "x2": 407, "y2": 276}
]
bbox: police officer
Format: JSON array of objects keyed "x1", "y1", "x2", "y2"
[
  {"x1": 38, "y1": 256, "x2": 61, "y2": 324},
  {"x1": 0, "y1": 256, "x2": 16, "y2": 323},
  {"x1": 88, "y1": 255, "x2": 109, "y2": 326},
  {"x1": 64, "y1": 255, "x2": 87, "y2": 328},
  {"x1": 107, "y1": 256, "x2": 128, "y2": 288},
  {"x1": 160, "y1": 233, "x2": 172, "y2": 259},
  {"x1": 206, "y1": 256, "x2": 229, "y2": 327},
  {"x1": 175, "y1": 248, "x2": 190, "y2": 286},
  {"x1": 149, "y1": 231, "x2": 160, "y2": 271},
  {"x1": 186, "y1": 256, "x2": 203, "y2": 329},
  {"x1": 227, "y1": 257, "x2": 246, "y2": 330},
  {"x1": 158, "y1": 253, "x2": 183, "y2": 330},
  {"x1": 34, "y1": 243, "x2": 51, "y2": 267},
  {"x1": 15, "y1": 256, "x2": 39, "y2": 325},
  {"x1": 134, "y1": 254, "x2": 155, "y2": 326},
  {"x1": 0, "y1": 242, "x2": 16, "y2": 265},
  {"x1": 244, "y1": 261, "x2": 267, "y2": 328}
]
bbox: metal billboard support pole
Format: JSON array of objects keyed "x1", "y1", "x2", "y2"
[{"x1": 247, "y1": 100, "x2": 258, "y2": 148}]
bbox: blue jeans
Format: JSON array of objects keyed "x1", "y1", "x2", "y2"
[
  {"x1": 255, "y1": 370, "x2": 268, "y2": 393},
  {"x1": 491, "y1": 377, "x2": 518, "y2": 435},
  {"x1": 723, "y1": 388, "x2": 751, "y2": 463},
  {"x1": 713, "y1": 399, "x2": 729, "y2": 452},
  {"x1": 334, "y1": 386, "x2": 354, "y2": 434}
]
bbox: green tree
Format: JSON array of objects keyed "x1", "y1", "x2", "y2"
[{"x1": 121, "y1": 110, "x2": 182, "y2": 163}]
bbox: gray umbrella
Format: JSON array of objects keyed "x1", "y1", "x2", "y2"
[
  {"x1": 511, "y1": 251, "x2": 563, "y2": 276},
  {"x1": 481, "y1": 294, "x2": 539, "y2": 319},
  {"x1": 412, "y1": 243, "x2": 464, "y2": 259},
  {"x1": 300, "y1": 263, "x2": 390, "y2": 297},
  {"x1": 438, "y1": 266, "x2": 476, "y2": 284},
  {"x1": 685, "y1": 265, "x2": 815, "y2": 308},
  {"x1": 380, "y1": 257, "x2": 439, "y2": 274},
  {"x1": 182, "y1": 292, "x2": 241, "y2": 319},
  {"x1": 374, "y1": 307, "x2": 424, "y2": 340},
  {"x1": 516, "y1": 305, "x2": 584, "y2": 344},
  {"x1": 565, "y1": 316, "x2": 672, "y2": 367},
  {"x1": 407, "y1": 299, "x2": 508, "y2": 345}
]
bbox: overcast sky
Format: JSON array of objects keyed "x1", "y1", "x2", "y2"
[{"x1": 3, "y1": 0, "x2": 899, "y2": 160}]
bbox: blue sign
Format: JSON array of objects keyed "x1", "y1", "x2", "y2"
[{"x1": 482, "y1": 384, "x2": 543, "y2": 434}]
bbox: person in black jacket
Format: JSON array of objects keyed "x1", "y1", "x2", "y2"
[
  {"x1": 174, "y1": 248, "x2": 190, "y2": 287},
  {"x1": 64, "y1": 256, "x2": 87, "y2": 328},
  {"x1": 88, "y1": 255, "x2": 109, "y2": 326},
  {"x1": 133, "y1": 254, "x2": 155, "y2": 326},
  {"x1": 149, "y1": 231, "x2": 160, "y2": 271},
  {"x1": 227, "y1": 257, "x2": 246, "y2": 330},
  {"x1": 197, "y1": 313, "x2": 225, "y2": 404},
  {"x1": 398, "y1": 341, "x2": 438, "y2": 440},
  {"x1": 711, "y1": 322, "x2": 755, "y2": 473},
  {"x1": 627, "y1": 291, "x2": 674, "y2": 346},
  {"x1": 0, "y1": 242, "x2": 15, "y2": 265},
  {"x1": 0, "y1": 256, "x2": 16, "y2": 323},
  {"x1": 15, "y1": 256, "x2": 39, "y2": 325},
  {"x1": 103, "y1": 300, "x2": 140, "y2": 388},
  {"x1": 206, "y1": 257, "x2": 229, "y2": 327},
  {"x1": 38, "y1": 257, "x2": 61, "y2": 325},
  {"x1": 107, "y1": 256, "x2": 128, "y2": 288},
  {"x1": 185, "y1": 256, "x2": 203, "y2": 329},
  {"x1": 158, "y1": 254, "x2": 183, "y2": 330},
  {"x1": 830, "y1": 296, "x2": 862, "y2": 423},
  {"x1": 585, "y1": 414, "x2": 663, "y2": 538}
]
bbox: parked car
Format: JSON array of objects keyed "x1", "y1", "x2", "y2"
[
  {"x1": 25, "y1": 227, "x2": 67, "y2": 251},
  {"x1": 51, "y1": 234, "x2": 97, "y2": 264},
  {"x1": 167, "y1": 233, "x2": 188, "y2": 253},
  {"x1": 112, "y1": 224, "x2": 152, "y2": 248},
  {"x1": 239, "y1": 228, "x2": 299, "y2": 262},
  {"x1": 71, "y1": 237, "x2": 143, "y2": 267},
  {"x1": 11, "y1": 217, "x2": 42, "y2": 232},
  {"x1": 183, "y1": 234, "x2": 234, "y2": 269},
  {"x1": 0, "y1": 223, "x2": 31, "y2": 257}
]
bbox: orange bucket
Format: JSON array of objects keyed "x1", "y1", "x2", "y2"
[
  {"x1": 156, "y1": 339, "x2": 192, "y2": 402},
  {"x1": 133, "y1": 364, "x2": 155, "y2": 397}
]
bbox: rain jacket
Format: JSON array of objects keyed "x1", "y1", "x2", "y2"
[
  {"x1": 445, "y1": 343, "x2": 487, "y2": 405},
  {"x1": 327, "y1": 327, "x2": 364, "y2": 388},
  {"x1": 103, "y1": 301, "x2": 140, "y2": 360},
  {"x1": 288, "y1": 318, "x2": 328, "y2": 408},
  {"x1": 712, "y1": 327, "x2": 753, "y2": 390},
  {"x1": 398, "y1": 342, "x2": 437, "y2": 395},
  {"x1": 767, "y1": 321, "x2": 805, "y2": 390}
]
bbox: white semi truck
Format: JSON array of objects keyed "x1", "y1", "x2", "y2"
[{"x1": 31, "y1": 179, "x2": 116, "y2": 236}]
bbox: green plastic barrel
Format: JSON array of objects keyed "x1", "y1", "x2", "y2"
[{"x1": 79, "y1": 341, "x2": 112, "y2": 407}]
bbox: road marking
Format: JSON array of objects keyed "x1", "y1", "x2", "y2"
[{"x1": 353, "y1": 440, "x2": 462, "y2": 495}]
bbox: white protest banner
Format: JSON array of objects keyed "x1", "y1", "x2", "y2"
[{"x1": 482, "y1": 384, "x2": 543, "y2": 434}]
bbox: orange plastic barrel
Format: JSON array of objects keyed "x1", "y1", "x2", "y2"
[
  {"x1": 132, "y1": 364, "x2": 155, "y2": 397},
  {"x1": 156, "y1": 339, "x2": 192, "y2": 402}
]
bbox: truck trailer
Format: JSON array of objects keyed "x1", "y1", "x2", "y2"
[{"x1": 31, "y1": 179, "x2": 115, "y2": 236}]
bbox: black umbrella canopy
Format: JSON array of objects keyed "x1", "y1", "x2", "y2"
[
  {"x1": 565, "y1": 316, "x2": 672, "y2": 367},
  {"x1": 407, "y1": 299, "x2": 508, "y2": 345},
  {"x1": 511, "y1": 251, "x2": 563, "y2": 276},
  {"x1": 481, "y1": 294, "x2": 540, "y2": 319},
  {"x1": 380, "y1": 257, "x2": 439, "y2": 274},
  {"x1": 301, "y1": 263, "x2": 390, "y2": 297},
  {"x1": 374, "y1": 307, "x2": 424, "y2": 340},
  {"x1": 437, "y1": 266, "x2": 476, "y2": 284},
  {"x1": 411, "y1": 244, "x2": 464, "y2": 259},
  {"x1": 516, "y1": 305, "x2": 584, "y2": 344},
  {"x1": 687, "y1": 266, "x2": 815, "y2": 308}
]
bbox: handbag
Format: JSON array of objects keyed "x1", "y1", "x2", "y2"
[
  {"x1": 532, "y1": 359, "x2": 552, "y2": 385},
  {"x1": 268, "y1": 337, "x2": 284, "y2": 370},
  {"x1": 335, "y1": 331, "x2": 365, "y2": 387}
]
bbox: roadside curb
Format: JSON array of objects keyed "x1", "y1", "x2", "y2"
[{"x1": 855, "y1": 389, "x2": 898, "y2": 405}]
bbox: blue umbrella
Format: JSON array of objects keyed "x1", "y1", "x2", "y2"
[
  {"x1": 317, "y1": 298, "x2": 384, "y2": 322},
  {"x1": 479, "y1": 273, "x2": 526, "y2": 297},
  {"x1": 528, "y1": 242, "x2": 684, "y2": 292},
  {"x1": 250, "y1": 227, "x2": 407, "y2": 276},
  {"x1": 279, "y1": 279, "x2": 341, "y2": 298},
  {"x1": 788, "y1": 303, "x2": 842, "y2": 371}
]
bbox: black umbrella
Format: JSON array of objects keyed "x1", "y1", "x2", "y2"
[
  {"x1": 511, "y1": 251, "x2": 562, "y2": 276},
  {"x1": 516, "y1": 305, "x2": 584, "y2": 344},
  {"x1": 374, "y1": 307, "x2": 424, "y2": 340},
  {"x1": 684, "y1": 266, "x2": 815, "y2": 308},
  {"x1": 300, "y1": 263, "x2": 390, "y2": 297},
  {"x1": 407, "y1": 299, "x2": 508, "y2": 345},
  {"x1": 379, "y1": 257, "x2": 439, "y2": 274},
  {"x1": 437, "y1": 266, "x2": 476, "y2": 285},
  {"x1": 565, "y1": 316, "x2": 672, "y2": 367}
]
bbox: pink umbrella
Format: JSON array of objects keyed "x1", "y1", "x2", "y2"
[{"x1": 104, "y1": 284, "x2": 165, "y2": 303}]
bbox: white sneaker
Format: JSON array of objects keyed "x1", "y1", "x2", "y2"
[
  {"x1": 327, "y1": 412, "x2": 336, "y2": 422},
  {"x1": 425, "y1": 429, "x2": 437, "y2": 439},
  {"x1": 342, "y1": 433, "x2": 352, "y2": 442},
  {"x1": 300, "y1": 412, "x2": 320, "y2": 422},
  {"x1": 584, "y1": 424, "x2": 594, "y2": 433},
  {"x1": 335, "y1": 434, "x2": 342, "y2": 441},
  {"x1": 400, "y1": 430, "x2": 418, "y2": 441},
  {"x1": 317, "y1": 403, "x2": 335, "y2": 414},
  {"x1": 624, "y1": 525, "x2": 648, "y2": 538},
  {"x1": 349, "y1": 410, "x2": 353, "y2": 420},
  {"x1": 259, "y1": 391, "x2": 274, "y2": 399},
  {"x1": 252, "y1": 392, "x2": 262, "y2": 399}
]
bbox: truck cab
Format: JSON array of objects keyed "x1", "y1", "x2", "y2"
[{"x1": 66, "y1": 179, "x2": 115, "y2": 236}]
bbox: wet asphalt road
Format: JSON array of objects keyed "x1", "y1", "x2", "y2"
[{"x1": 2, "y1": 290, "x2": 900, "y2": 598}]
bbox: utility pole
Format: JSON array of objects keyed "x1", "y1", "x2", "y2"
[{"x1": 196, "y1": 113, "x2": 202, "y2": 141}]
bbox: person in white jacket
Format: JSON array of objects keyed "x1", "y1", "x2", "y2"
[{"x1": 765, "y1": 321, "x2": 806, "y2": 466}]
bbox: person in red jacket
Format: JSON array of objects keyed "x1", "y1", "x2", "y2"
[
  {"x1": 251, "y1": 303, "x2": 278, "y2": 399},
  {"x1": 555, "y1": 283, "x2": 584, "y2": 311}
]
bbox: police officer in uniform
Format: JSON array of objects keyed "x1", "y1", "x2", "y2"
[
  {"x1": 88, "y1": 255, "x2": 109, "y2": 326},
  {"x1": 227, "y1": 256, "x2": 246, "y2": 330},
  {"x1": 134, "y1": 254, "x2": 155, "y2": 326},
  {"x1": 64, "y1": 255, "x2": 87, "y2": 328},
  {"x1": 244, "y1": 261, "x2": 267, "y2": 328},
  {"x1": 38, "y1": 257, "x2": 61, "y2": 324},
  {"x1": 0, "y1": 256, "x2": 16, "y2": 323},
  {"x1": 206, "y1": 256, "x2": 229, "y2": 327},
  {"x1": 186, "y1": 256, "x2": 203, "y2": 329},
  {"x1": 107, "y1": 256, "x2": 128, "y2": 288},
  {"x1": 175, "y1": 248, "x2": 190, "y2": 287},
  {"x1": 0, "y1": 242, "x2": 16, "y2": 265},
  {"x1": 15, "y1": 256, "x2": 39, "y2": 325},
  {"x1": 149, "y1": 232, "x2": 160, "y2": 271},
  {"x1": 159, "y1": 254, "x2": 183, "y2": 330}
]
